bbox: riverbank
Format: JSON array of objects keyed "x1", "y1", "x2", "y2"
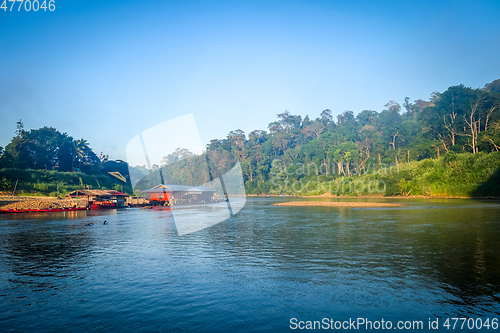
[
  {"x1": 0, "y1": 196, "x2": 85, "y2": 210},
  {"x1": 271, "y1": 201, "x2": 405, "y2": 208},
  {"x1": 247, "y1": 193, "x2": 500, "y2": 199},
  {"x1": 246, "y1": 152, "x2": 500, "y2": 197}
]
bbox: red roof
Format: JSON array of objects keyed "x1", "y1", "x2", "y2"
[{"x1": 108, "y1": 191, "x2": 128, "y2": 196}]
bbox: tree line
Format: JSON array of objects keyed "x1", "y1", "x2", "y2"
[
  {"x1": 0, "y1": 122, "x2": 133, "y2": 195},
  {"x1": 0, "y1": 120, "x2": 107, "y2": 174},
  {"x1": 2, "y1": 79, "x2": 499, "y2": 196},
  {"x1": 156, "y1": 79, "x2": 500, "y2": 195}
]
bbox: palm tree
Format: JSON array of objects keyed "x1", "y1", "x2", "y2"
[{"x1": 74, "y1": 139, "x2": 90, "y2": 168}]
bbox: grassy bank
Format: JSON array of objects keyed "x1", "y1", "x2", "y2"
[
  {"x1": 265, "y1": 152, "x2": 500, "y2": 197},
  {"x1": 1, "y1": 152, "x2": 498, "y2": 198},
  {"x1": 0, "y1": 168, "x2": 132, "y2": 197}
]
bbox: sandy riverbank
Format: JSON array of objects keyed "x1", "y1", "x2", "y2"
[
  {"x1": 0, "y1": 196, "x2": 85, "y2": 210},
  {"x1": 271, "y1": 201, "x2": 405, "y2": 208},
  {"x1": 248, "y1": 194, "x2": 500, "y2": 199}
]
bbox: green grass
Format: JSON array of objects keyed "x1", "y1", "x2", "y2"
[
  {"x1": 0, "y1": 168, "x2": 132, "y2": 196},
  {"x1": 5, "y1": 152, "x2": 496, "y2": 198},
  {"x1": 264, "y1": 152, "x2": 500, "y2": 197}
]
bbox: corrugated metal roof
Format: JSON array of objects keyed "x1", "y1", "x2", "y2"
[
  {"x1": 68, "y1": 190, "x2": 128, "y2": 196},
  {"x1": 167, "y1": 185, "x2": 193, "y2": 191},
  {"x1": 185, "y1": 186, "x2": 216, "y2": 192},
  {"x1": 141, "y1": 184, "x2": 216, "y2": 193},
  {"x1": 149, "y1": 185, "x2": 171, "y2": 190}
]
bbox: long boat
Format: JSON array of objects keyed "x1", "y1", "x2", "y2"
[{"x1": 0, "y1": 207, "x2": 87, "y2": 214}]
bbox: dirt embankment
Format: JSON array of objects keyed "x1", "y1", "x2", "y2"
[
  {"x1": 0, "y1": 196, "x2": 85, "y2": 210},
  {"x1": 271, "y1": 201, "x2": 405, "y2": 208}
]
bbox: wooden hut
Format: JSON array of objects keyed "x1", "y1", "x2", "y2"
[
  {"x1": 67, "y1": 190, "x2": 129, "y2": 209},
  {"x1": 141, "y1": 184, "x2": 217, "y2": 205}
]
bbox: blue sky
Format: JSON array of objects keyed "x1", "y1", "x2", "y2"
[{"x1": 1, "y1": 0, "x2": 499, "y2": 160}]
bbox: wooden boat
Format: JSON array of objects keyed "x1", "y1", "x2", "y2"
[
  {"x1": 0, "y1": 207, "x2": 87, "y2": 214},
  {"x1": 0, "y1": 209, "x2": 26, "y2": 213},
  {"x1": 89, "y1": 202, "x2": 126, "y2": 210}
]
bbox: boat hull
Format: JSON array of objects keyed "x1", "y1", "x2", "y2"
[{"x1": 0, "y1": 207, "x2": 87, "y2": 214}]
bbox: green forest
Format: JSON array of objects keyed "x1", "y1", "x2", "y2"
[
  {"x1": 156, "y1": 80, "x2": 500, "y2": 197},
  {"x1": 0, "y1": 122, "x2": 132, "y2": 196},
  {"x1": 1, "y1": 79, "x2": 500, "y2": 197}
]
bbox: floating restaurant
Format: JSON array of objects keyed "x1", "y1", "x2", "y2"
[
  {"x1": 141, "y1": 184, "x2": 218, "y2": 206},
  {"x1": 67, "y1": 190, "x2": 129, "y2": 209}
]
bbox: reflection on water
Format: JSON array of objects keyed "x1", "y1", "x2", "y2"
[
  {"x1": 173, "y1": 203, "x2": 230, "y2": 236},
  {"x1": 0, "y1": 198, "x2": 499, "y2": 332}
]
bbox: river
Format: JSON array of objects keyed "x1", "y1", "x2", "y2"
[{"x1": 1, "y1": 197, "x2": 499, "y2": 332}]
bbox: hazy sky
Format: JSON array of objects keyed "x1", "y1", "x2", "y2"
[{"x1": 1, "y1": 0, "x2": 499, "y2": 160}]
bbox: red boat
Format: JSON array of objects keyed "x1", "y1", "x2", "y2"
[
  {"x1": 89, "y1": 200, "x2": 123, "y2": 210},
  {"x1": 0, "y1": 207, "x2": 87, "y2": 214},
  {"x1": 0, "y1": 209, "x2": 26, "y2": 213}
]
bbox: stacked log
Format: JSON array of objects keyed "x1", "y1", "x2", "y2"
[{"x1": 0, "y1": 197, "x2": 86, "y2": 210}]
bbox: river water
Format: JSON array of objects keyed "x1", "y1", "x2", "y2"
[{"x1": 0, "y1": 198, "x2": 499, "y2": 332}]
